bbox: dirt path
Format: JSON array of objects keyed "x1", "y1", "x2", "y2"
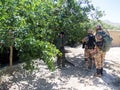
[{"x1": 0, "y1": 46, "x2": 120, "y2": 90}]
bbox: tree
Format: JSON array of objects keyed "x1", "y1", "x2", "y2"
[
  {"x1": 0, "y1": 0, "x2": 102, "y2": 71},
  {"x1": 46, "y1": 0, "x2": 96, "y2": 46},
  {"x1": 0, "y1": 0, "x2": 59, "y2": 71}
]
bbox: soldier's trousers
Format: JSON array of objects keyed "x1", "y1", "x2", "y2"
[
  {"x1": 84, "y1": 48, "x2": 95, "y2": 69},
  {"x1": 94, "y1": 49, "x2": 106, "y2": 69},
  {"x1": 57, "y1": 47, "x2": 65, "y2": 67}
]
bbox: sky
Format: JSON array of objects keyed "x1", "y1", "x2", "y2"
[{"x1": 91, "y1": 0, "x2": 120, "y2": 23}]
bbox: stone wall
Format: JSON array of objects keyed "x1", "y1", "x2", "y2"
[{"x1": 109, "y1": 31, "x2": 120, "y2": 47}]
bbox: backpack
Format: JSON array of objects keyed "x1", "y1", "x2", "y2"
[
  {"x1": 85, "y1": 34, "x2": 96, "y2": 49},
  {"x1": 96, "y1": 30, "x2": 113, "y2": 52}
]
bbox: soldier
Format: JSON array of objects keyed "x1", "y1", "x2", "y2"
[
  {"x1": 94, "y1": 25, "x2": 106, "y2": 77},
  {"x1": 56, "y1": 32, "x2": 75, "y2": 68},
  {"x1": 56, "y1": 32, "x2": 66, "y2": 68},
  {"x1": 81, "y1": 30, "x2": 96, "y2": 70}
]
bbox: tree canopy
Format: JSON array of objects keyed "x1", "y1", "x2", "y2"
[{"x1": 0, "y1": 0, "x2": 103, "y2": 71}]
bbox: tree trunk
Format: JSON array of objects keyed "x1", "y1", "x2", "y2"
[{"x1": 9, "y1": 46, "x2": 13, "y2": 69}]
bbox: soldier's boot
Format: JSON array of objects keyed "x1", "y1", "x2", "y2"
[
  {"x1": 62, "y1": 58, "x2": 65, "y2": 68},
  {"x1": 101, "y1": 68, "x2": 103, "y2": 75},
  {"x1": 57, "y1": 61, "x2": 61, "y2": 68},
  {"x1": 61, "y1": 51, "x2": 66, "y2": 68},
  {"x1": 94, "y1": 69, "x2": 102, "y2": 77},
  {"x1": 85, "y1": 58, "x2": 89, "y2": 70},
  {"x1": 62, "y1": 61, "x2": 65, "y2": 68},
  {"x1": 57, "y1": 55, "x2": 61, "y2": 68}
]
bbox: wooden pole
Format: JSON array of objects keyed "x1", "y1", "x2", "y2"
[{"x1": 9, "y1": 46, "x2": 13, "y2": 69}]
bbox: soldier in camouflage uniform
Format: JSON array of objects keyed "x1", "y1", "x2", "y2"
[
  {"x1": 82, "y1": 30, "x2": 96, "y2": 70},
  {"x1": 94, "y1": 25, "x2": 106, "y2": 77}
]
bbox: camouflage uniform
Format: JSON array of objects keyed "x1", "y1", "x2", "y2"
[
  {"x1": 84, "y1": 48, "x2": 95, "y2": 69},
  {"x1": 94, "y1": 25, "x2": 106, "y2": 76},
  {"x1": 94, "y1": 46, "x2": 106, "y2": 69},
  {"x1": 82, "y1": 31, "x2": 95, "y2": 69}
]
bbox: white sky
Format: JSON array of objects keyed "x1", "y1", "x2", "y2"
[{"x1": 91, "y1": 0, "x2": 120, "y2": 23}]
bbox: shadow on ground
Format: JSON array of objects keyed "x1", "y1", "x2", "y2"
[{"x1": 0, "y1": 47, "x2": 120, "y2": 90}]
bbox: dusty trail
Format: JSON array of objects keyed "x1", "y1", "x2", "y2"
[{"x1": 0, "y1": 46, "x2": 120, "y2": 90}]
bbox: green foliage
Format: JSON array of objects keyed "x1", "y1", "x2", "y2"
[
  {"x1": 0, "y1": 0, "x2": 59, "y2": 71},
  {"x1": 0, "y1": 0, "x2": 101, "y2": 71},
  {"x1": 43, "y1": 0, "x2": 96, "y2": 46},
  {"x1": 19, "y1": 38, "x2": 59, "y2": 71}
]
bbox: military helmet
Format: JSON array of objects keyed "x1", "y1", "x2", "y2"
[
  {"x1": 87, "y1": 30, "x2": 93, "y2": 34},
  {"x1": 60, "y1": 31, "x2": 64, "y2": 35},
  {"x1": 96, "y1": 25, "x2": 102, "y2": 30}
]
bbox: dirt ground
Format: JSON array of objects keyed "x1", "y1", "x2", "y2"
[{"x1": 0, "y1": 46, "x2": 120, "y2": 90}]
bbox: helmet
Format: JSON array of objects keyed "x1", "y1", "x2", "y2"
[
  {"x1": 60, "y1": 31, "x2": 64, "y2": 35},
  {"x1": 96, "y1": 25, "x2": 102, "y2": 30},
  {"x1": 87, "y1": 30, "x2": 93, "y2": 34}
]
